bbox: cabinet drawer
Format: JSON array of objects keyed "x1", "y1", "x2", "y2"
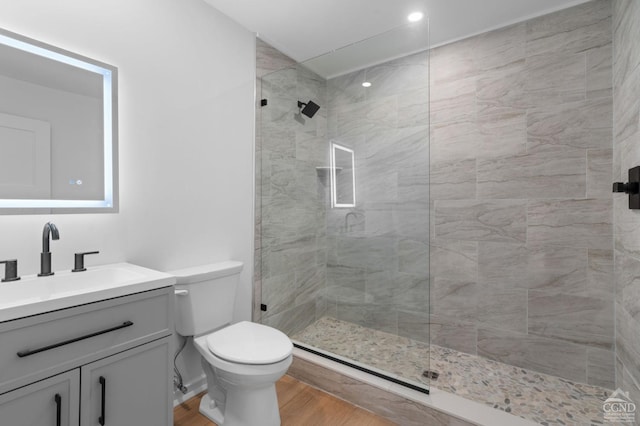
[{"x1": 0, "y1": 287, "x2": 172, "y2": 394}]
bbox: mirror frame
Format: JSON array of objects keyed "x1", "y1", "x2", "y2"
[
  {"x1": 0, "y1": 27, "x2": 118, "y2": 214},
  {"x1": 330, "y1": 141, "x2": 356, "y2": 208}
]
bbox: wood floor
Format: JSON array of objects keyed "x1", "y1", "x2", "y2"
[{"x1": 174, "y1": 375, "x2": 396, "y2": 426}]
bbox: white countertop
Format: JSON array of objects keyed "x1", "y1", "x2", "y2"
[{"x1": 0, "y1": 262, "x2": 176, "y2": 322}]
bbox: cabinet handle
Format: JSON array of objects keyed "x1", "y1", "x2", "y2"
[
  {"x1": 16, "y1": 321, "x2": 134, "y2": 358},
  {"x1": 99, "y1": 376, "x2": 106, "y2": 425},
  {"x1": 54, "y1": 394, "x2": 61, "y2": 426}
]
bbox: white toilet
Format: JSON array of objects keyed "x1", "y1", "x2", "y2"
[{"x1": 171, "y1": 261, "x2": 293, "y2": 426}]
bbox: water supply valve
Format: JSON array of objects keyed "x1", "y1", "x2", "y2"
[{"x1": 613, "y1": 166, "x2": 640, "y2": 209}]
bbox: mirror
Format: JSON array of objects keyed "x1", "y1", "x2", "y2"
[
  {"x1": 330, "y1": 142, "x2": 356, "y2": 208},
  {"x1": 0, "y1": 28, "x2": 117, "y2": 213}
]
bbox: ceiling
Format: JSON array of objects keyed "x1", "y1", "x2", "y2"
[{"x1": 204, "y1": 0, "x2": 591, "y2": 64}]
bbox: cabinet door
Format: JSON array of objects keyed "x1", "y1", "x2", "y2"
[
  {"x1": 80, "y1": 338, "x2": 171, "y2": 426},
  {"x1": 0, "y1": 369, "x2": 79, "y2": 426}
]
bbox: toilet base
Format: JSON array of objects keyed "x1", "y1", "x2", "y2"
[
  {"x1": 199, "y1": 385, "x2": 281, "y2": 426},
  {"x1": 199, "y1": 394, "x2": 225, "y2": 425}
]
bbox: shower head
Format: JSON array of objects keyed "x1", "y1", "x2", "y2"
[{"x1": 298, "y1": 100, "x2": 320, "y2": 118}]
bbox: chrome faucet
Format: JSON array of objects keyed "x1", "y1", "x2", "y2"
[{"x1": 38, "y1": 222, "x2": 60, "y2": 276}]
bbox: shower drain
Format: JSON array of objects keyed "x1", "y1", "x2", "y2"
[{"x1": 422, "y1": 370, "x2": 439, "y2": 380}]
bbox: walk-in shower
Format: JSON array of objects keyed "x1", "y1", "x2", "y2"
[
  {"x1": 256, "y1": 1, "x2": 622, "y2": 424},
  {"x1": 258, "y1": 19, "x2": 432, "y2": 393}
]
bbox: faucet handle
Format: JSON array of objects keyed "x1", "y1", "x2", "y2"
[
  {"x1": 72, "y1": 251, "x2": 99, "y2": 272},
  {"x1": 0, "y1": 259, "x2": 21, "y2": 282}
]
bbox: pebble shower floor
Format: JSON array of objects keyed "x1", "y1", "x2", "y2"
[{"x1": 294, "y1": 317, "x2": 612, "y2": 425}]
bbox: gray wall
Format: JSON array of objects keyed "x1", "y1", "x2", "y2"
[
  {"x1": 430, "y1": 0, "x2": 615, "y2": 388},
  {"x1": 613, "y1": 0, "x2": 640, "y2": 404},
  {"x1": 256, "y1": 39, "x2": 329, "y2": 335},
  {"x1": 324, "y1": 52, "x2": 430, "y2": 339}
]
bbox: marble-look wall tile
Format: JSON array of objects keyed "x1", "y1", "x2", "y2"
[
  {"x1": 365, "y1": 51, "x2": 429, "y2": 100},
  {"x1": 619, "y1": 360, "x2": 640, "y2": 414},
  {"x1": 477, "y1": 242, "x2": 528, "y2": 290},
  {"x1": 613, "y1": 63, "x2": 640, "y2": 142},
  {"x1": 587, "y1": 149, "x2": 613, "y2": 199},
  {"x1": 527, "y1": 97, "x2": 612, "y2": 152},
  {"x1": 398, "y1": 87, "x2": 430, "y2": 128},
  {"x1": 397, "y1": 310, "x2": 429, "y2": 344},
  {"x1": 477, "y1": 242, "x2": 589, "y2": 294},
  {"x1": 335, "y1": 96, "x2": 398, "y2": 137},
  {"x1": 525, "y1": 0, "x2": 611, "y2": 57},
  {"x1": 397, "y1": 173, "x2": 430, "y2": 205},
  {"x1": 587, "y1": 348, "x2": 615, "y2": 389},
  {"x1": 587, "y1": 44, "x2": 613, "y2": 99},
  {"x1": 476, "y1": 62, "x2": 527, "y2": 116},
  {"x1": 474, "y1": 23, "x2": 526, "y2": 71},
  {"x1": 431, "y1": 240, "x2": 478, "y2": 284},
  {"x1": 615, "y1": 303, "x2": 640, "y2": 386},
  {"x1": 431, "y1": 0, "x2": 615, "y2": 387},
  {"x1": 430, "y1": 159, "x2": 476, "y2": 201},
  {"x1": 587, "y1": 249, "x2": 614, "y2": 298},
  {"x1": 262, "y1": 271, "x2": 296, "y2": 318},
  {"x1": 431, "y1": 120, "x2": 478, "y2": 163},
  {"x1": 477, "y1": 147, "x2": 586, "y2": 199},
  {"x1": 527, "y1": 199, "x2": 612, "y2": 249},
  {"x1": 524, "y1": 52, "x2": 586, "y2": 108},
  {"x1": 432, "y1": 277, "x2": 477, "y2": 322},
  {"x1": 528, "y1": 290, "x2": 614, "y2": 349},
  {"x1": 476, "y1": 287, "x2": 527, "y2": 333},
  {"x1": 256, "y1": 38, "x2": 296, "y2": 77},
  {"x1": 430, "y1": 314, "x2": 477, "y2": 355},
  {"x1": 612, "y1": 0, "x2": 640, "y2": 89},
  {"x1": 615, "y1": 251, "x2": 640, "y2": 322},
  {"x1": 360, "y1": 126, "x2": 429, "y2": 176},
  {"x1": 435, "y1": 200, "x2": 527, "y2": 243},
  {"x1": 526, "y1": 245, "x2": 588, "y2": 293},
  {"x1": 477, "y1": 109, "x2": 526, "y2": 159},
  {"x1": 477, "y1": 327, "x2": 587, "y2": 382},
  {"x1": 430, "y1": 77, "x2": 476, "y2": 125},
  {"x1": 390, "y1": 274, "x2": 429, "y2": 312},
  {"x1": 430, "y1": 38, "x2": 476, "y2": 85},
  {"x1": 262, "y1": 300, "x2": 317, "y2": 336},
  {"x1": 327, "y1": 69, "x2": 366, "y2": 107},
  {"x1": 398, "y1": 239, "x2": 429, "y2": 276}
]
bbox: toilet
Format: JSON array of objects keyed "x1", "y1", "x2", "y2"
[{"x1": 171, "y1": 261, "x2": 293, "y2": 426}]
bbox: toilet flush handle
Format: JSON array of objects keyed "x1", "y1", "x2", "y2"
[{"x1": 174, "y1": 289, "x2": 189, "y2": 296}]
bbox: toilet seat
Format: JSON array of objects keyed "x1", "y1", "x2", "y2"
[{"x1": 206, "y1": 321, "x2": 293, "y2": 365}]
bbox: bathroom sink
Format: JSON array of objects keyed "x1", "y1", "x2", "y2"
[{"x1": 0, "y1": 263, "x2": 175, "y2": 322}]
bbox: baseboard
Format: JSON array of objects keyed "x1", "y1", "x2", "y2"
[{"x1": 173, "y1": 374, "x2": 207, "y2": 407}]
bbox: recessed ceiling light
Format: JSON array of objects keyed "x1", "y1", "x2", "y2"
[
  {"x1": 407, "y1": 11, "x2": 424, "y2": 22},
  {"x1": 362, "y1": 81, "x2": 372, "y2": 88}
]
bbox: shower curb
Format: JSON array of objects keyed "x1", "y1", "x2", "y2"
[{"x1": 289, "y1": 348, "x2": 537, "y2": 426}]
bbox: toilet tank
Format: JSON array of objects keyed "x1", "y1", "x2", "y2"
[{"x1": 170, "y1": 261, "x2": 243, "y2": 337}]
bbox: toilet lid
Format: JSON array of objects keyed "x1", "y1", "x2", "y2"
[{"x1": 206, "y1": 321, "x2": 293, "y2": 365}]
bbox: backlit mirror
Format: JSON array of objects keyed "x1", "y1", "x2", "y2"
[
  {"x1": 330, "y1": 142, "x2": 356, "y2": 208},
  {"x1": 0, "y1": 28, "x2": 117, "y2": 213}
]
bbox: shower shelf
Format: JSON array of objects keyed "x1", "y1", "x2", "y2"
[{"x1": 315, "y1": 166, "x2": 342, "y2": 178}]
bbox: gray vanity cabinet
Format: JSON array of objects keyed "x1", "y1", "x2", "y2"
[
  {"x1": 80, "y1": 338, "x2": 171, "y2": 426},
  {"x1": 0, "y1": 370, "x2": 80, "y2": 426},
  {"x1": 0, "y1": 287, "x2": 173, "y2": 426}
]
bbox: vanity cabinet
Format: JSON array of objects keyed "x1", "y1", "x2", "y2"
[
  {"x1": 0, "y1": 370, "x2": 79, "y2": 426},
  {"x1": 0, "y1": 286, "x2": 173, "y2": 426},
  {"x1": 80, "y1": 338, "x2": 171, "y2": 426}
]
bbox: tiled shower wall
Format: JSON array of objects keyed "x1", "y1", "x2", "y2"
[
  {"x1": 323, "y1": 52, "x2": 430, "y2": 339},
  {"x1": 256, "y1": 39, "x2": 330, "y2": 334},
  {"x1": 612, "y1": 0, "x2": 640, "y2": 403},
  {"x1": 430, "y1": 0, "x2": 615, "y2": 388}
]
